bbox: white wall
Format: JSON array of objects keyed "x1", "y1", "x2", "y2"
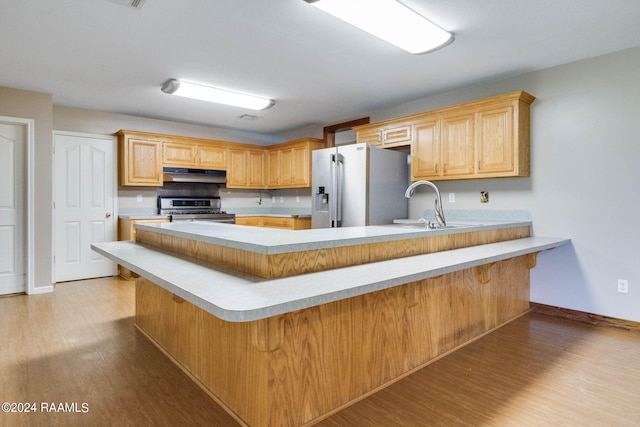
[
  {"x1": 53, "y1": 106, "x2": 279, "y2": 145},
  {"x1": 337, "y1": 47, "x2": 640, "y2": 322}
]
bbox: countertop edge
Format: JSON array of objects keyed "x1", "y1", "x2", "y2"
[
  {"x1": 134, "y1": 220, "x2": 532, "y2": 255},
  {"x1": 92, "y1": 236, "x2": 570, "y2": 322}
]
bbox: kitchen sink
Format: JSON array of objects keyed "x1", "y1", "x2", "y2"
[{"x1": 387, "y1": 219, "x2": 483, "y2": 230}]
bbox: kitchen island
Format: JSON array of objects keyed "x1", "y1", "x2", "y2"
[{"x1": 93, "y1": 221, "x2": 569, "y2": 427}]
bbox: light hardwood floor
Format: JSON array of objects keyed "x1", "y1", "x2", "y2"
[{"x1": 1, "y1": 277, "x2": 639, "y2": 426}]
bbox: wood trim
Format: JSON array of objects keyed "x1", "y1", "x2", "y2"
[
  {"x1": 530, "y1": 303, "x2": 640, "y2": 332},
  {"x1": 323, "y1": 117, "x2": 370, "y2": 147}
]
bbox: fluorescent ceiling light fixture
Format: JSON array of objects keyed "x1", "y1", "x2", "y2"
[
  {"x1": 304, "y1": 0, "x2": 453, "y2": 54},
  {"x1": 161, "y1": 79, "x2": 275, "y2": 111}
]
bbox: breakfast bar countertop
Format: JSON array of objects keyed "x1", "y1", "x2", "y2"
[
  {"x1": 133, "y1": 219, "x2": 532, "y2": 255},
  {"x1": 92, "y1": 236, "x2": 570, "y2": 322}
]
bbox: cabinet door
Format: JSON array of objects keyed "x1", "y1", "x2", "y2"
[
  {"x1": 411, "y1": 118, "x2": 441, "y2": 180},
  {"x1": 382, "y1": 125, "x2": 412, "y2": 147},
  {"x1": 356, "y1": 128, "x2": 383, "y2": 146},
  {"x1": 235, "y1": 217, "x2": 262, "y2": 226},
  {"x1": 163, "y1": 142, "x2": 197, "y2": 167},
  {"x1": 247, "y1": 150, "x2": 266, "y2": 187},
  {"x1": 441, "y1": 112, "x2": 475, "y2": 177},
  {"x1": 267, "y1": 150, "x2": 281, "y2": 187},
  {"x1": 198, "y1": 145, "x2": 227, "y2": 169},
  {"x1": 261, "y1": 217, "x2": 294, "y2": 229},
  {"x1": 476, "y1": 104, "x2": 514, "y2": 175},
  {"x1": 280, "y1": 148, "x2": 294, "y2": 186},
  {"x1": 227, "y1": 149, "x2": 248, "y2": 187},
  {"x1": 290, "y1": 145, "x2": 310, "y2": 186},
  {"x1": 121, "y1": 138, "x2": 163, "y2": 186}
]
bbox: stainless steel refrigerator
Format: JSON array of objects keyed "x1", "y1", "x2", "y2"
[{"x1": 312, "y1": 143, "x2": 409, "y2": 228}]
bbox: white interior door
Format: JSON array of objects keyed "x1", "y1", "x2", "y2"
[
  {"x1": 0, "y1": 123, "x2": 26, "y2": 295},
  {"x1": 54, "y1": 132, "x2": 117, "y2": 282}
]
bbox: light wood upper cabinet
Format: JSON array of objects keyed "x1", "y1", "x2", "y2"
[
  {"x1": 229, "y1": 138, "x2": 323, "y2": 189},
  {"x1": 266, "y1": 138, "x2": 324, "y2": 189},
  {"x1": 411, "y1": 118, "x2": 441, "y2": 178},
  {"x1": 162, "y1": 142, "x2": 197, "y2": 167},
  {"x1": 356, "y1": 127, "x2": 382, "y2": 146},
  {"x1": 266, "y1": 149, "x2": 281, "y2": 187},
  {"x1": 199, "y1": 145, "x2": 227, "y2": 169},
  {"x1": 290, "y1": 144, "x2": 313, "y2": 186},
  {"x1": 358, "y1": 91, "x2": 535, "y2": 181},
  {"x1": 441, "y1": 111, "x2": 475, "y2": 177},
  {"x1": 117, "y1": 130, "x2": 164, "y2": 186},
  {"x1": 163, "y1": 141, "x2": 227, "y2": 169},
  {"x1": 356, "y1": 121, "x2": 412, "y2": 148},
  {"x1": 227, "y1": 148, "x2": 266, "y2": 188},
  {"x1": 118, "y1": 130, "x2": 232, "y2": 186},
  {"x1": 475, "y1": 102, "x2": 521, "y2": 177}
]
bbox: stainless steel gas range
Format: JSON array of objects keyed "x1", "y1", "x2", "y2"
[{"x1": 158, "y1": 196, "x2": 235, "y2": 223}]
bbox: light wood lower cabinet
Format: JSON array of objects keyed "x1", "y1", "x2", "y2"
[
  {"x1": 235, "y1": 216, "x2": 311, "y2": 230},
  {"x1": 118, "y1": 217, "x2": 169, "y2": 279}
]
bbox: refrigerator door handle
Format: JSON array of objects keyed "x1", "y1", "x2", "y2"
[
  {"x1": 330, "y1": 151, "x2": 344, "y2": 227},
  {"x1": 335, "y1": 153, "x2": 344, "y2": 227}
]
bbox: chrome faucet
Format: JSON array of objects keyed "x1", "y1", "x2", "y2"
[{"x1": 404, "y1": 180, "x2": 446, "y2": 228}]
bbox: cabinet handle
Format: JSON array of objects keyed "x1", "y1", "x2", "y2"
[{"x1": 435, "y1": 164, "x2": 438, "y2": 174}]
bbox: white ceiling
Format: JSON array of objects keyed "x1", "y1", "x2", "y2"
[{"x1": 3, "y1": 0, "x2": 640, "y2": 135}]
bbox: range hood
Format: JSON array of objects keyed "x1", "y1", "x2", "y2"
[{"x1": 162, "y1": 167, "x2": 227, "y2": 184}]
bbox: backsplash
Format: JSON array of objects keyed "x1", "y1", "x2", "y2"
[{"x1": 420, "y1": 209, "x2": 532, "y2": 221}]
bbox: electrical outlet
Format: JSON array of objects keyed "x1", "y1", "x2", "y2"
[
  {"x1": 449, "y1": 193, "x2": 455, "y2": 203},
  {"x1": 618, "y1": 279, "x2": 629, "y2": 294},
  {"x1": 136, "y1": 194, "x2": 142, "y2": 203},
  {"x1": 280, "y1": 196, "x2": 284, "y2": 203},
  {"x1": 296, "y1": 196, "x2": 300, "y2": 203}
]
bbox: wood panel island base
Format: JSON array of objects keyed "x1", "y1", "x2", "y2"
[
  {"x1": 92, "y1": 222, "x2": 569, "y2": 426},
  {"x1": 136, "y1": 257, "x2": 530, "y2": 426}
]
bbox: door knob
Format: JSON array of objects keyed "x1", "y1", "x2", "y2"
[{"x1": 106, "y1": 212, "x2": 112, "y2": 218}]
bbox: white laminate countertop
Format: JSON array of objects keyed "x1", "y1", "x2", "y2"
[
  {"x1": 133, "y1": 219, "x2": 531, "y2": 255},
  {"x1": 92, "y1": 236, "x2": 570, "y2": 322}
]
